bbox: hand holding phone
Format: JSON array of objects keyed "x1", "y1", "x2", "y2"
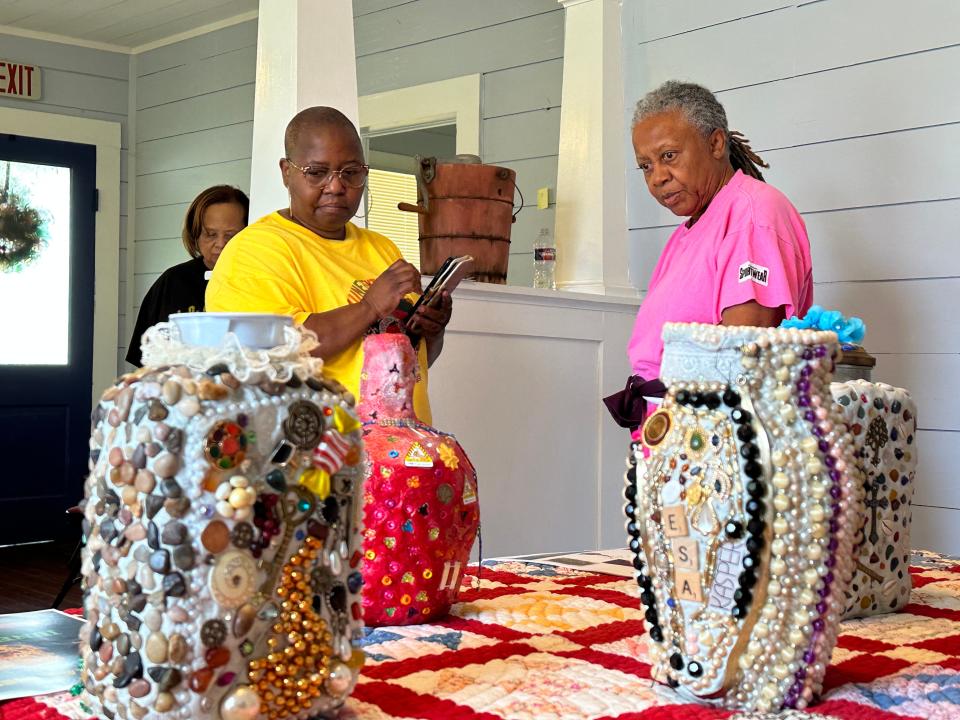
[
  {"x1": 404, "y1": 256, "x2": 472, "y2": 343},
  {"x1": 407, "y1": 289, "x2": 452, "y2": 339},
  {"x1": 406, "y1": 256, "x2": 473, "y2": 322}
]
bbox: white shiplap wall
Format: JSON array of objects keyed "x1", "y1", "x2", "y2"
[
  {"x1": 0, "y1": 32, "x2": 129, "y2": 372},
  {"x1": 622, "y1": 0, "x2": 960, "y2": 554},
  {"x1": 354, "y1": 0, "x2": 564, "y2": 286},
  {"x1": 130, "y1": 2, "x2": 566, "y2": 336},
  {"x1": 129, "y1": 20, "x2": 257, "y2": 365}
]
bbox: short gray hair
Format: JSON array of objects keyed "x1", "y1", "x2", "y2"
[
  {"x1": 633, "y1": 80, "x2": 771, "y2": 181},
  {"x1": 632, "y1": 81, "x2": 728, "y2": 138}
]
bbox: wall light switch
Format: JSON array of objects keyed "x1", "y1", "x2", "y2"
[{"x1": 537, "y1": 187, "x2": 549, "y2": 209}]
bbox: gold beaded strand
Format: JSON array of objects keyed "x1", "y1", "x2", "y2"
[{"x1": 247, "y1": 536, "x2": 332, "y2": 720}]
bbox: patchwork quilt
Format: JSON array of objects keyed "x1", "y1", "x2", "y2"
[{"x1": 3, "y1": 550, "x2": 959, "y2": 720}]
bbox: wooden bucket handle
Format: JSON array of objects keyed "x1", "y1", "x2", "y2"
[
  {"x1": 512, "y1": 185, "x2": 523, "y2": 223},
  {"x1": 397, "y1": 202, "x2": 428, "y2": 214}
]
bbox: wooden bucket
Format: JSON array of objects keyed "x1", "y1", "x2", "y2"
[{"x1": 398, "y1": 155, "x2": 519, "y2": 284}]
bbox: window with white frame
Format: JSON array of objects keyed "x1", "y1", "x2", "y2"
[{"x1": 366, "y1": 168, "x2": 420, "y2": 268}]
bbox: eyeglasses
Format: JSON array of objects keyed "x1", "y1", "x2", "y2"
[{"x1": 285, "y1": 159, "x2": 369, "y2": 188}]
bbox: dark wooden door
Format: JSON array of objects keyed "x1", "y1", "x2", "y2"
[{"x1": 0, "y1": 134, "x2": 96, "y2": 544}]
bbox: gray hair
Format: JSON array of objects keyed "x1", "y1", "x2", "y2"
[
  {"x1": 633, "y1": 80, "x2": 770, "y2": 181},
  {"x1": 633, "y1": 80, "x2": 728, "y2": 138}
]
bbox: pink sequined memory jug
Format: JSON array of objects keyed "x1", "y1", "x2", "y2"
[{"x1": 357, "y1": 333, "x2": 479, "y2": 626}]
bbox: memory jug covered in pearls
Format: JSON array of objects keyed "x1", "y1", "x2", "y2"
[
  {"x1": 625, "y1": 323, "x2": 863, "y2": 712},
  {"x1": 80, "y1": 314, "x2": 365, "y2": 720},
  {"x1": 356, "y1": 333, "x2": 480, "y2": 626}
]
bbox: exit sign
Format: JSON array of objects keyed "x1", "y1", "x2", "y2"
[{"x1": 0, "y1": 60, "x2": 40, "y2": 100}]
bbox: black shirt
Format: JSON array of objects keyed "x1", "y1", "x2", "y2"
[{"x1": 126, "y1": 256, "x2": 208, "y2": 366}]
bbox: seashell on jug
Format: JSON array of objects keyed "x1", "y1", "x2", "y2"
[
  {"x1": 626, "y1": 323, "x2": 863, "y2": 712},
  {"x1": 80, "y1": 316, "x2": 365, "y2": 720}
]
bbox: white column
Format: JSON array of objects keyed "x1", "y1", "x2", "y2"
[
  {"x1": 249, "y1": 0, "x2": 361, "y2": 220},
  {"x1": 554, "y1": 0, "x2": 636, "y2": 296}
]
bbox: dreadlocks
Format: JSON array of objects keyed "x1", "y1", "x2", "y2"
[
  {"x1": 633, "y1": 80, "x2": 770, "y2": 182},
  {"x1": 727, "y1": 130, "x2": 769, "y2": 182}
]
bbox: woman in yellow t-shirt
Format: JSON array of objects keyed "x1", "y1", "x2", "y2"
[{"x1": 206, "y1": 107, "x2": 451, "y2": 423}]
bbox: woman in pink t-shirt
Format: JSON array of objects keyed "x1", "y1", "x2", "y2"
[{"x1": 605, "y1": 81, "x2": 813, "y2": 432}]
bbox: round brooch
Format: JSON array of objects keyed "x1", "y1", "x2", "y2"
[
  {"x1": 205, "y1": 421, "x2": 247, "y2": 469},
  {"x1": 283, "y1": 400, "x2": 325, "y2": 450},
  {"x1": 643, "y1": 409, "x2": 672, "y2": 447}
]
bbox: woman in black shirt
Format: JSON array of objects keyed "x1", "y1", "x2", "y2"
[{"x1": 126, "y1": 185, "x2": 249, "y2": 366}]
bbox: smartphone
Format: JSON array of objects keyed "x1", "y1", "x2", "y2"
[{"x1": 406, "y1": 255, "x2": 474, "y2": 322}]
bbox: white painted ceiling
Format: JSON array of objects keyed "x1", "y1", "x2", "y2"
[{"x1": 0, "y1": 0, "x2": 258, "y2": 51}]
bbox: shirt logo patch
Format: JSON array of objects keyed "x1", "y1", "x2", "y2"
[
  {"x1": 348, "y1": 278, "x2": 375, "y2": 305},
  {"x1": 738, "y1": 261, "x2": 769, "y2": 286}
]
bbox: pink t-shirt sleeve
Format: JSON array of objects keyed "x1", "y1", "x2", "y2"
[{"x1": 715, "y1": 225, "x2": 811, "y2": 322}]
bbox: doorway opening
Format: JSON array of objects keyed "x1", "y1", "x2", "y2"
[{"x1": 0, "y1": 134, "x2": 96, "y2": 545}]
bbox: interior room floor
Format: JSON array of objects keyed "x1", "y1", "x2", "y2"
[{"x1": 0, "y1": 539, "x2": 83, "y2": 614}]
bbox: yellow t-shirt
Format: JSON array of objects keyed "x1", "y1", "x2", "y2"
[{"x1": 206, "y1": 212, "x2": 432, "y2": 423}]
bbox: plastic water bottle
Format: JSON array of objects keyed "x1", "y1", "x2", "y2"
[{"x1": 532, "y1": 227, "x2": 556, "y2": 289}]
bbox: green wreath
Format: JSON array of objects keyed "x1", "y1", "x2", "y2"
[{"x1": 0, "y1": 162, "x2": 46, "y2": 273}]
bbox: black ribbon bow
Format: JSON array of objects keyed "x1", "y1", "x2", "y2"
[{"x1": 603, "y1": 375, "x2": 666, "y2": 431}]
